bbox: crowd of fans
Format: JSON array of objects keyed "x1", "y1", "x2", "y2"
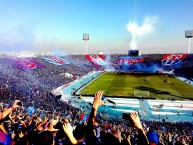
[
  {"x1": 1, "y1": 91, "x2": 193, "y2": 145},
  {"x1": 0, "y1": 55, "x2": 193, "y2": 145}
]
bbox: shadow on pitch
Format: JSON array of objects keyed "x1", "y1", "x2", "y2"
[{"x1": 134, "y1": 86, "x2": 193, "y2": 100}]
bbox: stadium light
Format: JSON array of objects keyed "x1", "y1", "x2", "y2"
[
  {"x1": 185, "y1": 30, "x2": 193, "y2": 53},
  {"x1": 83, "y1": 33, "x2": 89, "y2": 54}
]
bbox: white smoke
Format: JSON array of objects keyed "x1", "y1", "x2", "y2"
[{"x1": 127, "y1": 15, "x2": 159, "y2": 50}]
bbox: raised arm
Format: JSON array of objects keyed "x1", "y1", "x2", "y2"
[
  {"x1": 35, "y1": 118, "x2": 48, "y2": 131},
  {"x1": 88, "y1": 90, "x2": 105, "y2": 126},
  {"x1": 63, "y1": 123, "x2": 78, "y2": 145},
  {"x1": 84, "y1": 91, "x2": 106, "y2": 145},
  {"x1": 128, "y1": 112, "x2": 149, "y2": 145},
  {"x1": 1, "y1": 100, "x2": 21, "y2": 120}
]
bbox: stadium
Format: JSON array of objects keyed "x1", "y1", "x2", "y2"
[
  {"x1": 1, "y1": 0, "x2": 193, "y2": 145},
  {"x1": 1, "y1": 51, "x2": 193, "y2": 144}
]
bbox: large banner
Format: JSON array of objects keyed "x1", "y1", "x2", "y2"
[
  {"x1": 161, "y1": 54, "x2": 188, "y2": 66},
  {"x1": 118, "y1": 54, "x2": 190, "y2": 72},
  {"x1": 86, "y1": 54, "x2": 107, "y2": 66},
  {"x1": 42, "y1": 56, "x2": 71, "y2": 66},
  {"x1": 7, "y1": 58, "x2": 45, "y2": 71},
  {"x1": 118, "y1": 56, "x2": 144, "y2": 65}
]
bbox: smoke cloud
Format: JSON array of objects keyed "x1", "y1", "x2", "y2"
[{"x1": 127, "y1": 15, "x2": 159, "y2": 50}]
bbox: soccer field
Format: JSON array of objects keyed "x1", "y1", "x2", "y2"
[{"x1": 80, "y1": 72, "x2": 193, "y2": 100}]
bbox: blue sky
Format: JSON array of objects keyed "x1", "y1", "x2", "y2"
[{"x1": 0, "y1": 0, "x2": 193, "y2": 54}]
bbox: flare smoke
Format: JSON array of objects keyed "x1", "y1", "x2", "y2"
[{"x1": 127, "y1": 16, "x2": 159, "y2": 50}]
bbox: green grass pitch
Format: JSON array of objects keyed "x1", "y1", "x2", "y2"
[{"x1": 80, "y1": 72, "x2": 193, "y2": 100}]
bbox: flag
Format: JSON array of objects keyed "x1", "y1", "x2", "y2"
[
  {"x1": 26, "y1": 106, "x2": 35, "y2": 115},
  {"x1": 0, "y1": 130, "x2": 12, "y2": 145},
  {"x1": 82, "y1": 114, "x2": 89, "y2": 122},
  {"x1": 80, "y1": 113, "x2": 84, "y2": 120}
]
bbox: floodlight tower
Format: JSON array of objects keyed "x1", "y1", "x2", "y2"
[
  {"x1": 185, "y1": 30, "x2": 193, "y2": 53},
  {"x1": 83, "y1": 33, "x2": 89, "y2": 54}
]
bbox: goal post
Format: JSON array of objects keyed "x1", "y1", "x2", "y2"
[{"x1": 134, "y1": 90, "x2": 150, "y2": 97}]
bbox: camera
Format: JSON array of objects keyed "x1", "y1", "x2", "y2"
[
  {"x1": 101, "y1": 96, "x2": 105, "y2": 101},
  {"x1": 17, "y1": 101, "x2": 23, "y2": 107},
  {"x1": 122, "y1": 113, "x2": 130, "y2": 120}
]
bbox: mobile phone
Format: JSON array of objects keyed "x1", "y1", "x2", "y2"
[
  {"x1": 122, "y1": 113, "x2": 130, "y2": 120},
  {"x1": 101, "y1": 96, "x2": 105, "y2": 101}
]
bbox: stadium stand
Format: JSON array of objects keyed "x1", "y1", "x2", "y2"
[{"x1": 0, "y1": 54, "x2": 193, "y2": 145}]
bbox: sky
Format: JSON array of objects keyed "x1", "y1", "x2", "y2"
[{"x1": 0, "y1": 0, "x2": 193, "y2": 54}]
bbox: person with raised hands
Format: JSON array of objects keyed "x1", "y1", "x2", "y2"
[
  {"x1": 0, "y1": 100, "x2": 22, "y2": 121},
  {"x1": 90, "y1": 90, "x2": 105, "y2": 126},
  {"x1": 85, "y1": 90, "x2": 106, "y2": 145},
  {"x1": 0, "y1": 100, "x2": 22, "y2": 145},
  {"x1": 63, "y1": 122, "x2": 78, "y2": 145},
  {"x1": 47, "y1": 120, "x2": 59, "y2": 132},
  {"x1": 127, "y1": 112, "x2": 149, "y2": 145}
]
